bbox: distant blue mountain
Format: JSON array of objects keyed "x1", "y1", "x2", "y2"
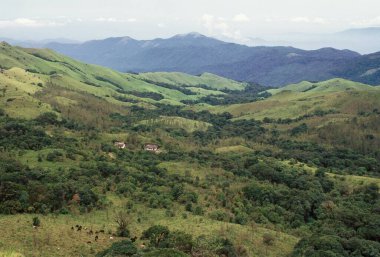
[{"x1": 40, "y1": 32, "x2": 379, "y2": 87}]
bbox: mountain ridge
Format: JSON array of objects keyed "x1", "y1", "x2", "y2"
[{"x1": 43, "y1": 34, "x2": 367, "y2": 87}]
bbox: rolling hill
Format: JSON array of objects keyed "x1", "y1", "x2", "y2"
[
  {"x1": 0, "y1": 42, "x2": 246, "y2": 120},
  {"x1": 204, "y1": 78, "x2": 380, "y2": 120},
  {"x1": 44, "y1": 33, "x2": 380, "y2": 87}
]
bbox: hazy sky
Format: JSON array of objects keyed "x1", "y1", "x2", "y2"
[{"x1": 1, "y1": 0, "x2": 380, "y2": 42}]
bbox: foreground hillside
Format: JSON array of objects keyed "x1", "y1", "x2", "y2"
[
  {"x1": 45, "y1": 33, "x2": 380, "y2": 86},
  {"x1": 0, "y1": 44, "x2": 379, "y2": 257}
]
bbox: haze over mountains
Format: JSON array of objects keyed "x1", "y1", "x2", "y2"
[
  {"x1": 3, "y1": 27, "x2": 380, "y2": 87},
  {"x1": 42, "y1": 31, "x2": 380, "y2": 87},
  {"x1": 247, "y1": 27, "x2": 380, "y2": 54}
]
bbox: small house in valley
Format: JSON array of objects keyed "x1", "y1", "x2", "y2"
[
  {"x1": 114, "y1": 141, "x2": 126, "y2": 149},
  {"x1": 144, "y1": 143, "x2": 159, "y2": 152}
]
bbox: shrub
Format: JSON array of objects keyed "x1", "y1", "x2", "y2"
[
  {"x1": 290, "y1": 123, "x2": 308, "y2": 136},
  {"x1": 142, "y1": 249, "x2": 189, "y2": 257},
  {"x1": 96, "y1": 240, "x2": 137, "y2": 257},
  {"x1": 35, "y1": 112, "x2": 59, "y2": 125},
  {"x1": 141, "y1": 225, "x2": 170, "y2": 247},
  {"x1": 46, "y1": 151, "x2": 64, "y2": 162},
  {"x1": 32, "y1": 216, "x2": 41, "y2": 227},
  {"x1": 263, "y1": 233, "x2": 275, "y2": 246},
  {"x1": 167, "y1": 231, "x2": 193, "y2": 253},
  {"x1": 193, "y1": 206, "x2": 204, "y2": 215}
]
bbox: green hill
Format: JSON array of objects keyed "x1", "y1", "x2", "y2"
[
  {"x1": 139, "y1": 72, "x2": 245, "y2": 91},
  {"x1": 0, "y1": 42, "x2": 246, "y2": 120},
  {"x1": 205, "y1": 78, "x2": 380, "y2": 120},
  {"x1": 267, "y1": 78, "x2": 376, "y2": 95}
]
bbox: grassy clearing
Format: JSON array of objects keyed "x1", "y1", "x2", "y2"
[
  {"x1": 17, "y1": 149, "x2": 82, "y2": 170},
  {"x1": 157, "y1": 161, "x2": 230, "y2": 181},
  {"x1": 138, "y1": 72, "x2": 246, "y2": 91},
  {"x1": 215, "y1": 145, "x2": 253, "y2": 154},
  {"x1": 328, "y1": 174, "x2": 380, "y2": 188},
  {"x1": 0, "y1": 68, "x2": 53, "y2": 118},
  {"x1": 139, "y1": 116, "x2": 212, "y2": 132}
]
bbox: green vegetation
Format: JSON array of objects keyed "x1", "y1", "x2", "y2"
[
  {"x1": 139, "y1": 116, "x2": 212, "y2": 133},
  {"x1": 0, "y1": 42, "x2": 248, "y2": 119},
  {"x1": 0, "y1": 43, "x2": 379, "y2": 257}
]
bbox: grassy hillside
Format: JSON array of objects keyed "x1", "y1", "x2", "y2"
[
  {"x1": 0, "y1": 42, "x2": 246, "y2": 120},
  {"x1": 139, "y1": 116, "x2": 212, "y2": 133},
  {"x1": 205, "y1": 78, "x2": 380, "y2": 120},
  {"x1": 139, "y1": 72, "x2": 246, "y2": 91}
]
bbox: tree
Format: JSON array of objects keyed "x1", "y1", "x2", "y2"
[
  {"x1": 141, "y1": 225, "x2": 170, "y2": 247},
  {"x1": 115, "y1": 210, "x2": 130, "y2": 237},
  {"x1": 167, "y1": 231, "x2": 193, "y2": 253}
]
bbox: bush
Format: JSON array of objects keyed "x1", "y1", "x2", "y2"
[
  {"x1": 167, "y1": 231, "x2": 193, "y2": 253},
  {"x1": 96, "y1": 240, "x2": 137, "y2": 257},
  {"x1": 32, "y1": 216, "x2": 41, "y2": 227},
  {"x1": 46, "y1": 151, "x2": 64, "y2": 162},
  {"x1": 142, "y1": 249, "x2": 189, "y2": 257},
  {"x1": 290, "y1": 123, "x2": 308, "y2": 136},
  {"x1": 141, "y1": 225, "x2": 170, "y2": 247},
  {"x1": 262, "y1": 233, "x2": 275, "y2": 246},
  {"x1": 193, "y1": 206, "x2": 204, "y2": 215},
  {"x1": 35, "y1": 112, "x2": 59, "y2": 125}
]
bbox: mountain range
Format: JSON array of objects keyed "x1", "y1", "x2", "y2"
[{"x1": 42, "y1": 32, "x2": 380, "y2": 87}]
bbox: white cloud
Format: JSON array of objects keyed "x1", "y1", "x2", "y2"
[
  {"x1": 233, "y1": 13, "x2": 250, "y2": 22},
  {"x1": 201, "y1": 14, "x2": 229, "y2": 34},
  {"x1": 95, "y1": 17, "x2": 117, "y2": 22},
  {"x1": 291, "y1": 16, "x2": 327, "y2": 24},
  {"x1": 95, "y1": 17, "x2": 137, "y2": 23},
  {"x1": 291, "y1": 17, "x2": 310, "y2": 23},
  {"x1": 201, "y1": 14, "x2": 250, "y2": 43},
  {"x1": 350, "y1": 16, "x2": 380, "y2": 26},
  {"x1": 0, "y1": 18, "x2": 65, "y2": 28},
  {"x1": 313, "y1": 17, "x2": 327, "y2": 24}
]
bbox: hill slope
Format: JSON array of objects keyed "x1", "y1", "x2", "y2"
[
  {"x1": 0, "y1": 42, "x2": 246, "y2": 120},
  {"x1": 205, "y1": 78, "x2": 380, "y2": 120}
]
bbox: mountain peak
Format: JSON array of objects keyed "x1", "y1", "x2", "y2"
[{"x1": 119, "y1": 36, "x2": 136, "y2": 43}]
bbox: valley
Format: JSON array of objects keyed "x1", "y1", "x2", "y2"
[{"x1": 0, "y1": 42, "x2": 379, "y2": 257}]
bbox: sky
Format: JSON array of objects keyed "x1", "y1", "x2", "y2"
[{"x1": 1, "y1": 0, "x2": 380, "y2": 42}]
